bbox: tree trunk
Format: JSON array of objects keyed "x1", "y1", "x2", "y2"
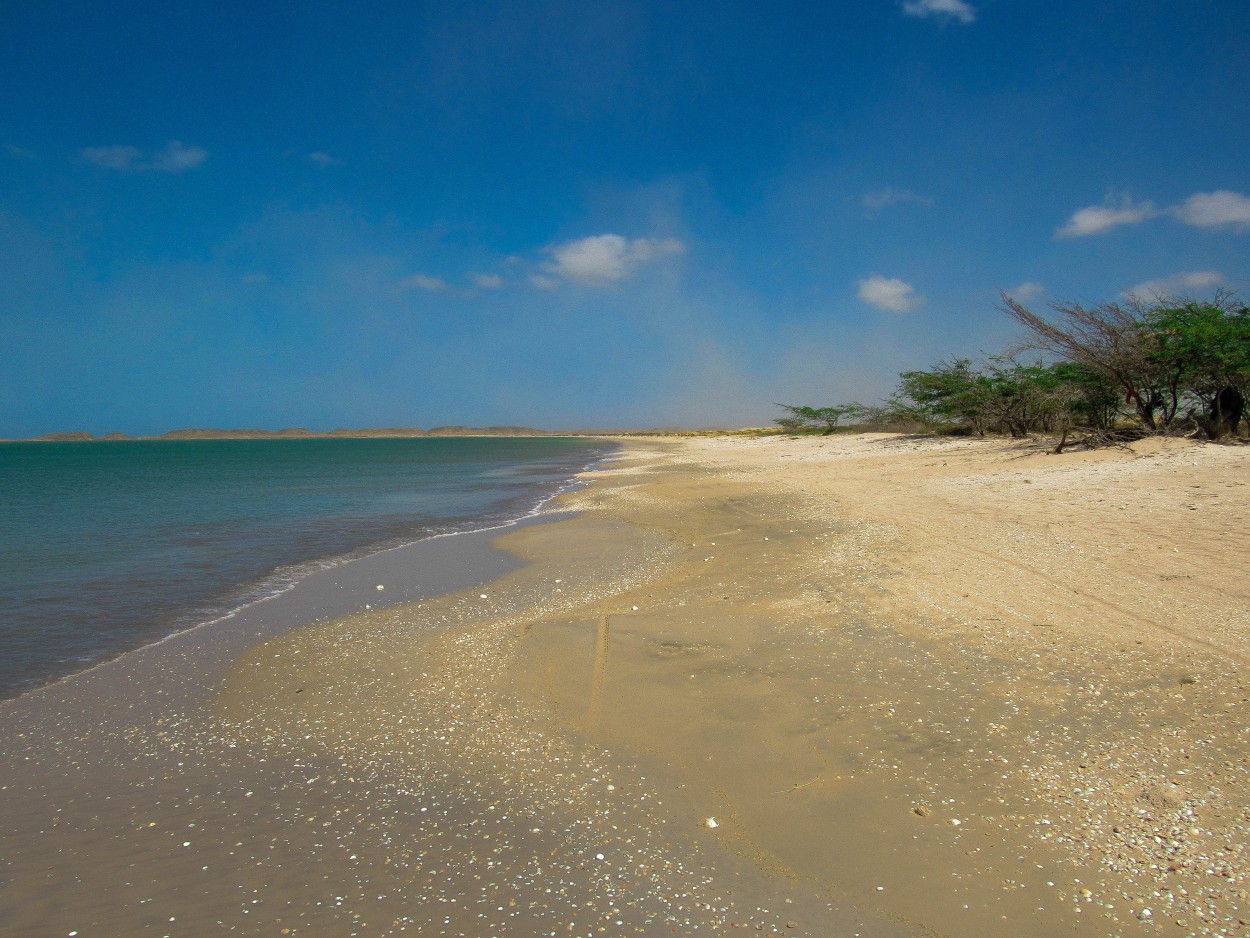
[
  {"x1": 1205, "y1": 386, "x2": 1245, "y2": 440},
  {"x1": 1129, "y1": 388, "x2": 1157, "y2": 430}
]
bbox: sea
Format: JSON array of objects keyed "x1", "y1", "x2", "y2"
[{"x1": 0, "y1": 436, "x2": 614, "y2": 700}]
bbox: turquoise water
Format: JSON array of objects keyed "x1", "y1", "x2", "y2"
[{"x1": 0, "y1": 437, "x2": 613, "y2": 699}]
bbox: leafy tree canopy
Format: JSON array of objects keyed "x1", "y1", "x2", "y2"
[{"x1": 780, "y1": 291, "x2": 1248, "y2": 446}]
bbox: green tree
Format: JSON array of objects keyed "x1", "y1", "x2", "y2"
[
  {"x1": 894, "y1": 359, "x2": 994, "y2": 433},
  {"x1": 779, "y1": 290, "x2": 1245, "y2": 448},
  {"x1": 774, "y1": 403, "x2": 866, "y2": 434},
  {"x1": 999, "y1": 294, "x2": 1175, "y2": 430},
  {"x1": 1045, "y1": 360, "x2": 1121, "y2": 432},
  {"x1": 980, "y1": 358, "x2": 1064, "y2": 437},
  {"x1": 1145, "y1": 298, "x2": 1250, "y2": 439}
]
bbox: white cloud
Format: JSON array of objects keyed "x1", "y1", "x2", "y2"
[
  {"x1": 862, "y1": 187, "x2": 934, "y2": 216},
  {"x1": 529, "y1": 274, "x2": 559, "y2": 291},
  {"x1": 1172, "y1": 190, "x2": 1250, "y2": 230},
  {"x1": 1056, "y1": 195, "x2": 1158, "y2": 238},
  {"x1": 401, "y1": 273, "x2": 450, "y2": 292},
  {"x1": 858, "y1": 274, "x2": 924, "y2": 313},
  {"x1": 1123, "y1": 270, "x2": 1224, "y2": 301},
  {"x1": 902, "y1": 0, "x2": 976, "y2": 24},
  {"x1": 473, "y1": 273, "x2": 504, "y2": 289},
  {"x1": 309, "y1": 152, "x2": 343, "y2": 168},
  {"x1": 544, "y1": 234, "x2": 685, "y2": 286},
  {"x1": 150, "y1": 140, "x2": 207, "y2": 172},
  {"x1": 1007, "y1": 281, "x2": 1045, "y2": 301},
  {"x1": 81, "y1": 140, "x2": 207, "y2": 173}
]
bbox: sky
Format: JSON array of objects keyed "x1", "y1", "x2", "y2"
[{"x1": 2, "y1": 0, "x2": 1248, "y2": 435}]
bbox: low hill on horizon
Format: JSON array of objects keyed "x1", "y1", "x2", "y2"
[{"x1": 21, "y1": 425, "x2": 561, "y2": 442}]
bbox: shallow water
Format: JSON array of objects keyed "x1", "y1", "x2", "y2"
[{"x1": 0, "y1": 436, "x2": 612, "y2": 698}]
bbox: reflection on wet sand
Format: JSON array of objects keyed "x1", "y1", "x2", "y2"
[{"x1": 585, "y1": 609, "x2": 611, "y2": 733}]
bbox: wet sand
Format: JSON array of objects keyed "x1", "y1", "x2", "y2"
[{"x1": 3, "y1": 433, "x2": 1248, "y2": 936}]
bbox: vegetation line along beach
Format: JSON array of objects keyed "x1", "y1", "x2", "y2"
[{"x1": 777, "y1": 293, "x2": 1250, "y2": 450}]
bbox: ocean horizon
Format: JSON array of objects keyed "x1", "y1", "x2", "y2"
[{"x1": 0, "y1": 436, "x2": 614, "y2": 699}]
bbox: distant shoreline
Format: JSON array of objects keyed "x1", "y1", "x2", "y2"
[
  {"x1": 12, "y1": 425, "x2": 549, "y2": 442},
  {"x1": 7, "y1": 425, "x2": 766, "y2": 442}
]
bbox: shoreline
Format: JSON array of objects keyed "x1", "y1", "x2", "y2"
[
  {"x1": 2, "y1": 433, "x2": 1247, "y2": 936},
  {"x1": 0, "y1": 517, "x2": 541, "y2": 713},
  {"x1": 0, "y1": 438, "x2": 615, "y2": 702}
]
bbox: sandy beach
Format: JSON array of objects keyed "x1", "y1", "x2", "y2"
[{"x1": 3, "y1": 432, "x2": 1248, "y2": 937}]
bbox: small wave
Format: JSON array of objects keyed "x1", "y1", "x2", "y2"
[
  {"x1": 2, "y1": 440, "x2": 617, "y2": 702},
  {"x1": 106, "y1": 447, "x2": 612, "y2": 648}
]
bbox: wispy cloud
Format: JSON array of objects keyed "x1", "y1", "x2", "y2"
[
  {"x1": 1055, "y1": 194, "x2": 1157, "y2": 238},
  {"x1": 309, "y1": 152, "x2": 343, "y2": 168},
  {"x1": 1172, "y1": 190, "x2": 1250, "y2": 231},
  {"x1": 3, "y1": 143, "x2": 37, "y2": 160},
  {"x1": 82, "y1": 145, "x2": 144, "y2": 171},
  {"x1": 862, "y1": 187, "x2": 934, "y2": 217},
  {"x1": 1123, "y1": 270, "x2": 1224, "y2": 301},
  {"x1": 401, "y1": 273, "x2": 451, "y2": 292},
  {"x1": 529, "y1": 274, "x2": 559, "y2": 291},
  {"x1": 544, "y1": 234, "x2": 685, "y2": 286},
  {"x1": 858, "y1": 274, "x2": 924, "y2": 313},
  {"x1": 398, "y1": 271, "x2": 508, "y2": 297},
  {"x1": 150, "y1": 141, "x2": 208, "y2": 172},
  {"x1": 81, "y1": 140, "x2": 207, "y2": 173},
  {"x1": 1006, "y1": 281, "x2": 1045, "y2": 301},
  {"x1": 902, "y1": 0, "x2": 976, "y2": 25}
]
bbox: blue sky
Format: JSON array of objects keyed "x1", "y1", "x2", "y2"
[{"x1": 2, "y1": 0, "x2": 1248, "y2": 434}]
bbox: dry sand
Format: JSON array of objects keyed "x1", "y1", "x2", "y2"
[{"x1": 3, "y1": 432, "x2": 1247, "y2": 937}]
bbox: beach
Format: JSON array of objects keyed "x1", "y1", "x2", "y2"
[{"x1": 2, "y1": 433, "x2": 1248, "y2": 936}]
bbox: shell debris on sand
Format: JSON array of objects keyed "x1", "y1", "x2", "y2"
[
  {"x1": 5, "y1": 432, "x2": 1246, "y2": 938},
  {"x1": 197, "y1": 509, "x2": 851, "y2": 937}
]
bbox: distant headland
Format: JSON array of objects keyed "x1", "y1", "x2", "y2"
[
  {"x1": 18, "y1": 426, "x2": 555, "y2": 442},
  {"x1": 9, "y1": 426, "x2": 756, "y2": 442}
]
